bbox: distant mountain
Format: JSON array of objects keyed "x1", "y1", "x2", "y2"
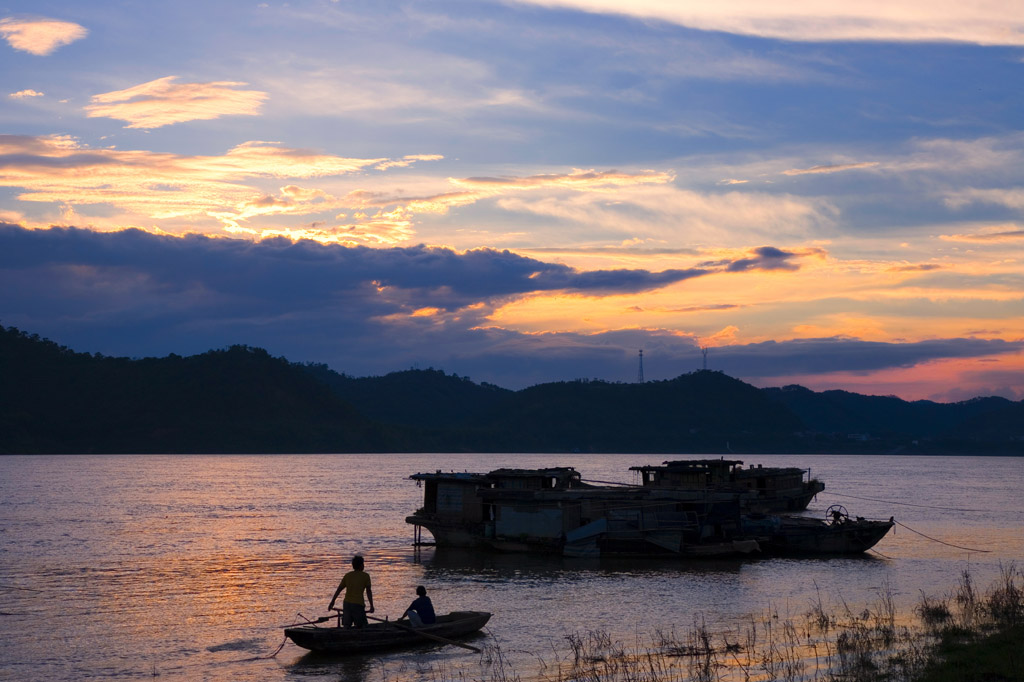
[
  {"x1": 0, "y1": 326, "x2": 393, "y2": 453},
  {"x1": 482, "y1": 371, "x2": 805, "y2": 453},
  {"x1": 762, "y1": 385, "x2": 1014, "y2": 438},
  {"x1": 305, "y1": 365, "x2": 514, "y2": 429},
  {"x1": 949, "y1": 401, "x2": 1024, "y2": 443},
  {"x1": 2, "y1": 325, "x2": 1021, "y2": 454}
]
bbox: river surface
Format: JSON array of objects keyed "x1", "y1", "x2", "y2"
[{"x1": 1, "y1": 453, "x2": 1021, "y2": 681}]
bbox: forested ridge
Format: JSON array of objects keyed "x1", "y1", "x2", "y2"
[{"x1": 2, "y1": 325, "x2": 1021, "y2": 454}]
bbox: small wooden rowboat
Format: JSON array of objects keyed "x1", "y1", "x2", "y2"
[{"x1": 285, "y1": 611, "x2": 492, "y2": 655}]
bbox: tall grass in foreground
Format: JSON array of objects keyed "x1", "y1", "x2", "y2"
[{"x1": 381, "y1": 564, "x2": 1022, "y2": 682}]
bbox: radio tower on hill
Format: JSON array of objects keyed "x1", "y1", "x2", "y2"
[
  {"x1": 637, "y1": 349, "x2": 645, "y2": 383},
  {"x1": 701, "y1": 346, "x2": 708, "y2": 370}
]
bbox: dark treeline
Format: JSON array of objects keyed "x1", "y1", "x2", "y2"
[{"x1": 2, "y1": 325, "x2": 1021, "y2": 454}]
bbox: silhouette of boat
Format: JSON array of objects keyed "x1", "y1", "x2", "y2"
[
  {"x1": 630, "y1": 458, "x2": 824, "y2": 512},
  {"x1": 285, "y1": 611, "x2": 491, "y2": 655},
  {"x1": 742, "y1": 505, "x2": 894, "y2": 554}
]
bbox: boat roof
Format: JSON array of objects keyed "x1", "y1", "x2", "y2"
[
  {"x1": 409, "y1": 467, "x2": 580, "y2": 482},
  {"x1": 409, "y1": 470, "x2": 489, "y2": 482},
  {"x1": 629, "y1": 458, "x2": 744, "y2": 472},
  {"x1": 630, "y1": 459, "x2": 808, "y2": 476},
  {"x1": 487, "y1": 467, "x2": 579, "y2": 478}
]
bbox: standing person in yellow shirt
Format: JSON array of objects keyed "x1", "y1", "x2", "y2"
[{"x1": 327, "y1": 555, "x2": 375, "y2": 628}]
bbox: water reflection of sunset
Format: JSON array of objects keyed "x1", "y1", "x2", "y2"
[{"x1": 4, "y1": 453, "x2": 1019, "y2": 680}]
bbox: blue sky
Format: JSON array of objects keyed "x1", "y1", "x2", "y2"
[{"x1": 2, "y1": 0, "x2": 1023, "y2": 400}]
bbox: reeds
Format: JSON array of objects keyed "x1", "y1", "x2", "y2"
[{"x1": 374, "y1": 564, "x2": 1022, "y2": 682}]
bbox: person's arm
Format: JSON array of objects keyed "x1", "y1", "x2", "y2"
[
  {"x1": 328, "y1": 577, "x2": 346, "y2": 610},
  {"x1": 366, "y1": 586, "x2": 374, "y2": 613}
]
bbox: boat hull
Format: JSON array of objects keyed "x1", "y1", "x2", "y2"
[
  {"x1": 285, "y1": 611, "x2": 491, "y2": 655},
  {"x1": 746, "y1": 516, "x2": 894, "y2": 555}
]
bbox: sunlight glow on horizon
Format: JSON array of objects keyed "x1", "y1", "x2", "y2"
[{"x1": 3, "y1": 1, "x2": 1024, "y2": 400}]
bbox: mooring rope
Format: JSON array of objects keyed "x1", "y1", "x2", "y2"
[
  {"x1": 893, "y1": 520, "x2": 991, "y2": 553},
  {"x1": 260, "y1": 632, "x2": 289, "y2": 659},
  {"x1": 258, "y1": 612, "x2": 314, "y2": 659},
  {"x1": 827, "y1": 491, "x2": 988, "y2": 513}
]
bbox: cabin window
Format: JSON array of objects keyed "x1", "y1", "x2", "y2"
[{"x1": 437, "y1": 483, "x2": 464, "y2": 513}]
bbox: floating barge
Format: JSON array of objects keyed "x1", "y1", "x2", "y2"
[
  {"x1": 406, "y1": 464, "x2": 888, "y2": 558},
  {"x1": 407, "y1": 466, "x2": 758, "y2": 558}
]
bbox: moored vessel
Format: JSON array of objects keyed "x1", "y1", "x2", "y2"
[
  {"x1": 742, "y1": 505, "x2": 894, "y2": 554},
  {"x1": 630, "y1": 458, "x2": 824, "y2": 512}
]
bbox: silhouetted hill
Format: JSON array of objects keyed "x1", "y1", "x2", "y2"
[
  {"x1": 482, "y1": 371, "x2": 804, "y2": 453},
  {"x1": 305, "y1": 365, "x2": 514, "y2": 428},
  {"x1": 0, "y1": 326, "x2": 392, "y2": 453},
  {"x1": 762, "y1": 385, "x2": 1013, "y2": 438},
  {"x1": 951, "y1": 401, "x2": 1024, "y2": 443},
  {"x1": 2, "y1": 325, "x2": 1021, "y2": 454}
]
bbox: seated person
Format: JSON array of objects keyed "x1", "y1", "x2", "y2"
[{"x1": 404, "y1": 585, "x2": 436, "y2": 627}]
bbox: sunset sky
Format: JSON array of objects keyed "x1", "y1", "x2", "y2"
[{"x1": 2, "y1": 0, "x2": 1023, "y2": 401}]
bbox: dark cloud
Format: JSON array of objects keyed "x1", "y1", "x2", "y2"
[
  {"x1": 3, "y1": 225, "x2": 1021, "y2": 394},
  {"x1": 531, "y1": 266, "x2": 707, "y2": 292},
  {"x1": 700, "y1": 246, "x2": 804, "y2": 272},
  {"x1": 0, "y1": 225, "x2": 710, "y2": 374},
  {"x1": 704, "y1": 337, "x2": 1024, "y2": 378},
  {"x1": 0, "y1": 225, "x2": 703, "y2": 307},
  {"x1": 887, "y1": 263, "x2": 943, "y2": 273}
]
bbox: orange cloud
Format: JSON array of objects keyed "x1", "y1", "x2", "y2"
[
  {"x1": 0, "y1": 17, "x2": 87, "y2": 55},
  {"x1": 9, "y1": 89, "x2": 44, "y2": 99},
  {"x1": 0, "y1": 135, "x2": 387, "y2": 227},
  {"x1": 704, "y1": 325, "x2": 740, "y2": 345},
  {"x1": 85, "y1": 76, "x2": 268, "y2": 129},
  {"x1": 2, "y1": 135, "x2": 688, "y2": 245}
]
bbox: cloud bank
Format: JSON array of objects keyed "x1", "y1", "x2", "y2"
[{"x1": 2, "y1": 224, "x2": 1019, "y2": 393}]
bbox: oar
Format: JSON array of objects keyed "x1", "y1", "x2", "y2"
[
  {"x1": 366, "y1": 615, "x2": 481, "y2": 653},
  {"x1": 280, "y1": 615, "x2": 335, "y2": 628}
]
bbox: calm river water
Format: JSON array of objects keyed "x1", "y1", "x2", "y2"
[{"x1": 1, "y1": 454, "x2": 1022, "y2": 681}]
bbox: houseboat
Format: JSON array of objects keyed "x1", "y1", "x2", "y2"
[
  {"x1": 406, "y1": 467, "x2": 759, "y2": 559},
  {"x1": 630, "y1": 459, "x2": 824, "y2": 512}
]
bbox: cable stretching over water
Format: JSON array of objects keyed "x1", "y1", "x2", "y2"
[
  {"x1": 894, "y1": 520, "x2": 991, "y2": 553},
  {"x1": 827, "y1": 491, "x2": 989, "y2": 513}
]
